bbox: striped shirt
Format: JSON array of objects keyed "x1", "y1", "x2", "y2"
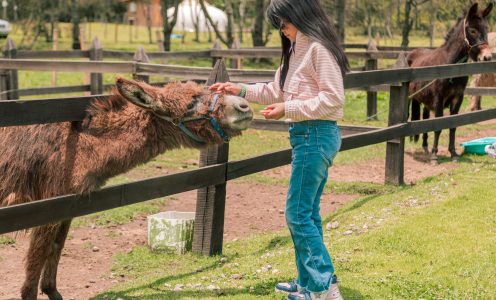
[{"x1": 244, "y1": 31, "x2": 345, "y2": 122}]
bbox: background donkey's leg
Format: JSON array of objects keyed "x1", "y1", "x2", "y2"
[
  {"x1": 431, "y1": 102, "x2": 444, "y2": 164},
  {"x1": 21, "y1": 224, "x2": 59, "y2": 300},
  {"x1": 422, "y1": 106, "x2": 430, "y2": 154},
  {"x1": 448, "y1": 95, "x2": 464, "y2": 161},
  {"x1": 40, "y1": 220, "x2": 72, "y2": 300}
]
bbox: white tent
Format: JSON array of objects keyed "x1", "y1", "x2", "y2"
[{"x1": 168, "y1": 0, "x2": 228, "y2": 33}]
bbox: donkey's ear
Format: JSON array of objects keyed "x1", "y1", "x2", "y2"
[
  {"x1": 468, "y1": 2, "x2": 479, "y2": 17},
  {"x1": 115, "y1": 77, "x2": 156, "y2": 110},
  {"x1": 483, "y1": 3, "x2": 493, "y2": 18}
]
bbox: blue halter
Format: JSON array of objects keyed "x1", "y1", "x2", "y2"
[{"x1": 154, "y1": 93, "x2": 229, "y2": 145}]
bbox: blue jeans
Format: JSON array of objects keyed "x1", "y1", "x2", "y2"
[{"x1": 286, "y1": 120, "x2": 341, "y2": 293}]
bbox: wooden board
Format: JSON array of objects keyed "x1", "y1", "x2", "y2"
[
  {"x1": 16, "y1": 50, "x2": 90, "y2": 59},
  {"x1": 0, "y1": 164, "x2": 226, "y2": 234},
  {"x1": 0, "y1": 96, "x2": 98, "y2": 127}
]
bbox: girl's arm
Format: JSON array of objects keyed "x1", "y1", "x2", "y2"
[
  {"x1": 243, "y1": 67, "x2": 283, "y2": 105},
  {"x1": 209, "y1": 67, "x2": 283, "y2": 105},
  {"x1": 285, "y1": 46, "x2": 345, "y2": 121}
]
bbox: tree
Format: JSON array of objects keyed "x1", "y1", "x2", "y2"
[
  {"x1": 199, "y1": 0, "x2": 235, "y2": 48},
  {"x1": 336, "y1": 0, "x2": 346, "y2": 42},
  {"x1": 72, "y1": 0, "x2": 80, "y2": 49},
  {"x1": 401, "y1": 0, "x2": 429, "y2": 48},
  {"x1": 237, "y1": 0, "x2": 247, "y2": 43},
  {"x1": 160, "y1": 0, "x2": 180, "y2": 51},
  {"x1": 143, "y1": 0, "x2": 153, "y2": 44},
  {"x1": 251, "y1": 0, "x2": 270, "y2": 47}
]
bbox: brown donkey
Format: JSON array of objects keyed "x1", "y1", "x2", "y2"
[
  {"x1": 0, "y1": 78, "x2": 253, "y2": 300},
  {"x1": 408, "y1": 2, "x2": 493, "y2": 163}
]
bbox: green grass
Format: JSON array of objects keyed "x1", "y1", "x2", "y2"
[
  {"x1": 88, "y1": 155, "x2": 496, "y2": 299},
  {"x1": 0, "y1": 235, "x2": 16, "y2": 247}
]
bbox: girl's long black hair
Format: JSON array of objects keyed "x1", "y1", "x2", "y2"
[{"x1": 267, "y1": 0, "x2": 349, "y2": 89}]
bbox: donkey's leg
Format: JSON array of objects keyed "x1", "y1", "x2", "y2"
[
  {"x1": 448, "y1": 96, "x2": 464, "y2": 161},
  {"x1": 40, "y1": 220, "x2": 72, "y2": 300},
  {"x1": 422, "y1": 107, "x2": 430, "y2": 154},
  {"x1": 431, "y1": 103, "x2": 444, "y2": 164},
  {"x1": 21, "y1": 224, "x2": 59, "y2": 300}
]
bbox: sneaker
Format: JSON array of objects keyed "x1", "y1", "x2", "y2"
[
  {"x1": 327, "y1": 283, "x2": 344, "y2": 300},
  {"x1": 287, "y1": 284, "x2": 343, "y2": 300},
  {"x1": 275, "y1": 280, "x2": 299, "y2": 293},
  {"x1": 287, "y1": 289, "x2": 326, "y2": 300}
]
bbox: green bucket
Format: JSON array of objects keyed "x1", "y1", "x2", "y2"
[{"x1": 461, "y1": 137, "x2": 496, "y2": 155}]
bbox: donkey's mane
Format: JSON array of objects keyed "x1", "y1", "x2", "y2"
[
  {"x1": 444, "y1": 15, "x2": 465, "y2": 42},
  {"x1": 89, "y1": 87, "x2": 128, "y2": 114}
]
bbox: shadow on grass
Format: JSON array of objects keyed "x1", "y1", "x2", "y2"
[
  {"x1": 256, "y1": 235, "x2": 292, "y2": 253},
  {"x1": 325, "y1": 194, "x2": 381, "y2": 221},
  {"x1": 340, "y1": 286, "x2": 364, "y2": 299},
  {"x1": 93, "y1": 277, "x2": 281, "y2": 299},
  {"x1": 93, "y1": 279, "x2": 364, "y2": 300}
]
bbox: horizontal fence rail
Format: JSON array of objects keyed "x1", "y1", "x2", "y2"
[
  {"x1": 0, "y1": 59, "x2": 134, "y2": 73},
  {"x1": 1, "y1": 108, "x2": 495, "y2": 234},
  {"x1": 3, "y1": 82, "x2": 496, "y2": 100},
  {"x1": 16, "y1": 50, "x2": 91, "y2": 59},
  {"x1": 104, "y1": 50, "x2": 212, "y2": 60}
]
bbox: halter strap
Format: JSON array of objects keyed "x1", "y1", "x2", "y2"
[
  {"x1": 462, "y1": 18, "x2": 488, "y2": 50},
  {"x1": 152, "y1": 93, "x2": 229, "y2": 145}
]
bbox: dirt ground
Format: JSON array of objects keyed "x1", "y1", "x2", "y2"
[{"x1": 1, "y1": 126, "x2": 495, "y2": 299}]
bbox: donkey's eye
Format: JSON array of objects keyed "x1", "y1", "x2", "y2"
[{"x1": 469, "y1": 28, "x2": 479, "y2": 35}]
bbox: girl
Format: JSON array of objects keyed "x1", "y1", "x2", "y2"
[{"x1": 209, "y1": 0, "x2": 348, "y2": 299}]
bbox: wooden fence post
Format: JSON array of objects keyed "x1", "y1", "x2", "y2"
[
  {"x1": 133, "y1": 46, "x2": 150, "y2": 83},
  {"x1": 0, "y1": 71, "x2": 7, "y2": 101},
  {"x1": 385, "y1": 52, "x2": 410, "y2": 185},
  {"x1": 365, "y1": 40, "x2": 378, "y2": 120},
  {"x1": 231, "y1": 38, "x2": 241, "y2": 69},
  {"x1": 211, "y1": 39, "x2": 221, "y2": 67},
  {"x1": 192, "y1": 59, "x2": 230, "y2": 256},
  {"x1": 2, "y1": 38, "x2": 19, "y2": 100},
  {"x1": 89, "y1": 37, "x2": 103, "y2": 95},
  {"x1": 384, "y1": 82, "x2": 409, "y2": 185}
]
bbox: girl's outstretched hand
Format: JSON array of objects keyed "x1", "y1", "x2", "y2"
[
  {"x1": 260, "y1": 103, "x2": 285, "y2": 120},
  {"x1": 208, "y1": 82, "x2": 242, "y2": 96}
]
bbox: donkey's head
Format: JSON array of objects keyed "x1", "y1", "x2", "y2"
[
  {"x1": 464, "y1": 2, "x2": 493, "y2": 61},
  {"x1": 115, "y1": 78, "x2": 253, "y2": 145}
]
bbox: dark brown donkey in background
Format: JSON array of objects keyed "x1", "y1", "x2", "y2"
[
  {"x1": 0, "y1": 78, "x2": 253, "y2": 300},
  {"x1": 408, "y1": 2, "x2": 493, "y2": 163}
]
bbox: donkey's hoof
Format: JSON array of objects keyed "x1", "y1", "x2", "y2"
[
  {"x1": 42, "y1": 288, "x2": 63, "y2": 300},
  {"x1": 430, "y1": 160, "x2": 440, "y2": 166},
  {"x1": 47, "y1": 292, "x2": 63, "y2": 300},
  {"x1": 451, "y1": 156, "x2": 459, "y2": 162},
  {"x1": 423, "y1": 147, "x2": 429, "y2": 155},
  {"x1": 430, "y1": 156, "x2": 439, "y2": 165}
]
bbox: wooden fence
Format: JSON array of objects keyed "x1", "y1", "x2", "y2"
[
  {"x1": 1, "y1": 45, "x2": 496, "y2": 255},
  {"x1": 2, "y1": 38, "x2": 495, "y2": 120}
]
